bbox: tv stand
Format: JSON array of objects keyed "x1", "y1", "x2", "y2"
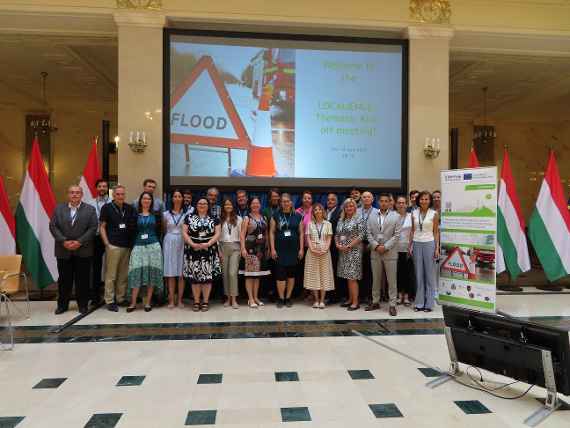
[
  {"x1": 426, "y1": 326, "x2": 460, "y2": 389},
  {"x1": 524, "y1": 349, "x2": 569, "y2": 427},
  {"x1": 429, "y1": 328, "x2": 568, "y2": 427}
]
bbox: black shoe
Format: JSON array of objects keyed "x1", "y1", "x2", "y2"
[
  {"x1": 126, "y1": 306, "x2": 136, "y2": 313},
  {"x1": 54, "y1": 307, "x2": 67, "y2": 315},
  {"x1": 347, "y1": 305, "x2": 360, "y2": 311},
  {"x1": 79, "y1": 306, "x2": 89, "y2": 315},
  {"x1": 276, "y1": 298, "x2": 284, "y2": 308},
  {"x1": 107, "y1": 303, "x2": 119, "y2": 312},
  {"x1": 340, "y1": 301, "x2": 351, "y2": 308},
  {"x1": 144, "y1": 305, "x2": 152, "y2": 312},
  {"x1": 365, "y1": 303, "x2": 380, "y2": 312},
  {"x1": 285, "y1": 298, "x2": 293, "y2": 308}
]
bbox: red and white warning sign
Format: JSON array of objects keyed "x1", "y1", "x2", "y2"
[
  {"x1": 170, "y1": 56, "x2": 250, "y2": 149},
  {"x1": 441, "y1": 247, "x2": 471, "y2": 274}
]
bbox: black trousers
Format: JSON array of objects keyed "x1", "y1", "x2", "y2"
[
  {"x1": 360, "y1": 247, "x2": 372, "y2": 304},
  {"x1": 397, "y1": 252, "x2": 416, "y2": 298},
  {"x1": 91, "y1": 235, "x2": 105, "y2": 303},
  {"x1": 57, "y1": 256, "x2": 91, "y2": 310}
]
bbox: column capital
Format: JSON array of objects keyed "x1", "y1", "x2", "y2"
[
  {"x1": 404, "y1": 25, "x2": 454, "y2": 40},
  {"x1": 113, "y1": 10, "x2": 166, "y2": 28}
]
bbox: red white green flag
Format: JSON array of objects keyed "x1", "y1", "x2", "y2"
[
  {"x1": 496, "y1": 149, "x2": 530, "y2": 278},
  {"x1": 528, "y1": 151, "x2": 570, "y2": 282},
  {"x1": 0, "y1": 175, "x2": 16, "y2": 255},
  {"x1": 15, "y1": 138, "x2": 58, "y2": 288},
  {"x1": 78, "y1": 139, "x2": 101, "y2": 205},
  {"x1": 468, "y1": 147, "x2": 480, "y2": 168}
]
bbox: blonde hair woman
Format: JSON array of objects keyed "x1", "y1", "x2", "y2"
[
  {"x1": 335, "y1": 198, "x2": 366, "y2": 311},
  {"x1": 303, "y1": 203, "x2": 334, "y2": 308}
]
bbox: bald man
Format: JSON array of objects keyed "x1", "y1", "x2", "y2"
[{"x1": 49, "y1": 185, "x2": 98, "y2": 314}]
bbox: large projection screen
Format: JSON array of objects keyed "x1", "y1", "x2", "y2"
[{"x1": 164, "y1": 29, "x2": 408, "y2": 190}]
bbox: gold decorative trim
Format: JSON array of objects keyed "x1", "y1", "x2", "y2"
[
  {"x1": 116, "y1": 0, "x2": 162, "y2": 11},
  {"x1": 410, "y1": 0, "x2": 451, "y2": 24}
]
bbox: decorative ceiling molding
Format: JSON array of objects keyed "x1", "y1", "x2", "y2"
[
  {"x1": 113, "y1": 10, "x2": 166, "y2": 28},
  {"x1": 404, "y1": 25, "x2": 454, "y2": 39},
  {"x1": 116, "y1": 0, "x2": 162, "y2": 11},
  {"x1": 409, "y1": 0, "x2": 452, "y2": 24}
]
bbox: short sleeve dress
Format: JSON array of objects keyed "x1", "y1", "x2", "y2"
[
  {"x1": 304, "y1": 220, "x2": 334, "y2": 291},
  {"x1": 183, "y1": 214, "x2": 221, "y2": 284},
  {"x1": 336, "y1": 215, "x2": 366, "y2": 280},
  {"x1": 162, "y1": 210, "x2": 186, "y2": 277},
  {"x1": 128, "y1": 213, "x2": 163, "y2": 290},
  {"x1": 272, "y1": 210, "x2": 302, "y2": 267}
]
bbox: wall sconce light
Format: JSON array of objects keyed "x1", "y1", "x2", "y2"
[
  {"x1": 423, "y1": 137, "x2": 441, "y2": 159},
  {"x1": 128, "y1": 131, "x2": 148, "y2": 153},
  {"x1": 109, "y1": 135, "x2": 119, "y2": 154}
]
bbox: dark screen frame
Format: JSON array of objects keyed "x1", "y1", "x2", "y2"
[{"x1": 163, "y1": 28, "x2": 409, "y2": 195}]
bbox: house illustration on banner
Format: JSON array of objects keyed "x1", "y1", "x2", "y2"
[
  {"x1": 441, "y1": 246, "x2": 475, "y2": 280},
  {"x1": 170, "y1": 56, "x2": 251, "y2": 168}
]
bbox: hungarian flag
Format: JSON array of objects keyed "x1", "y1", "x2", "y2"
[
  {"x1": 468, "y1": 147, "x2": 480, "y2": 168},
  {"x1": 0, "y1": 175, "x2": 16, "y2": 255},
  {"x1": 79, "y1": 139, "x2": 101, "y2": 205},
  {"x1": 496, "y1": 149, "x2": 530, "y2": 278},
  {"x1": 15, "y1": 138, "x2": 58, "y2": 288},
  {"x1": 528, "y1": 151, "x2": 570, "y2": 282}
]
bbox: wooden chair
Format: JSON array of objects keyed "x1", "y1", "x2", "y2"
[{"x1": 0, "y1": 255, "x2": 31, "y2": 350}]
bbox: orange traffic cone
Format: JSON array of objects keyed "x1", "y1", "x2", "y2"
[{"x1": 246, "y1": 84, "x2": 276, "y2": 177}]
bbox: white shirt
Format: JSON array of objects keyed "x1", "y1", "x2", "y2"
[
  {"x1": 68, "y1": 202, "x2": 81, "y2": 226},
  {"x1": 412, "y1": 208, "x2": 436, "y2": 242},
  {"x1": 92, "y1": 195, "x2": 109, "y2": 220},
  {"x1": 220, "y1": 217, "x2": 242, "y2": 243},
  {"x1": 397, "y1": 212, "x2": 412, "y2": 252}
]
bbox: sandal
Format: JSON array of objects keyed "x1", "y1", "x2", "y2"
[
  {"x1": 193, "y1": 302, "x2": 201, "y2": 312},
  {"x1": 201, "y1": 302, "x2": 209, "y2": 312}
]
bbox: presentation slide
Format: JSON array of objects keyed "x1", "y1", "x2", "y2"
[{"x1": 167, "y1": 33, "x2": 405, "y2": 188}]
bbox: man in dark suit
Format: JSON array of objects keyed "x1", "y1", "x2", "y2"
[{"x1": 49, "y1": 185, "x2": 98, "y2": 314}]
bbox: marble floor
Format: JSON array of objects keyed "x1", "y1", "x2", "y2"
[{"x1": 1, "y1": 293, "x2": 569, "y2": 428}]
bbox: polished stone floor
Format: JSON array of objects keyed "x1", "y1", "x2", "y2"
[{"x1": 1, "y1": 293, "x2": 569, "y2": 428}]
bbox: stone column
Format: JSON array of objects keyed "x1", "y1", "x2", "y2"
[
  {"x1": 405, "y1": 26, "x2": 453, "y2": 192},
  {"x1": 114, "y1": 10, "x2": 165, "y2": 199}
]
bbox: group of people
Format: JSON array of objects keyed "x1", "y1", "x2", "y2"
[{"x1": 49, "y1": 179, "x2": 441, "y2": 316}]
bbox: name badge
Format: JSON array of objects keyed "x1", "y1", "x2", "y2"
[
  {"x1": 141, "y1": 234, "x2": 149, "y2": 240},
  {"x1": 119, "y1": 223, "x2": 126, "y2": 229},
  {"x1": 257, "y1": 234, "x2": 263, "y2": 240},
  {"x1": 340, "y1": 235, "x2": 346, "y2": 241},
  {"x1": 283, "y1": 230, "x2": 292, "y2": 237},
  {"x1": 199, "y1": 231, "x2": 206, "y2": 237}
]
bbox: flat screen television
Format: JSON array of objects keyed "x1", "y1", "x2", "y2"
[{"x1": 442, "y1": 306, "x2": 570, "y2": 396}]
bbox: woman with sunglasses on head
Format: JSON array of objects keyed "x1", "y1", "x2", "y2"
[
  {"x1": 183, "y1": 197, "x2": 221, "y2": 312},
  {"x1": 409, "y1": 191, "x2": 439, "y2": 312},
  {"x1": 127, "y1": 191, "x2": 163, "y2": 313},
  {"x1": 219, "y1": 198, "x2": 242, "y2": 309}
]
